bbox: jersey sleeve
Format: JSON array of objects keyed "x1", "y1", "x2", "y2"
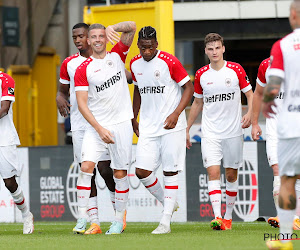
[
  {"x1": 169, "y1": 55, "x2": 190, "y2": 86},
  {"x1": 111, "y1": 41, "x2": 130, "y2": 64},
  {"x1": 1, "y1": 73, "x2": 16, "y2": 102},
  {"x1": 194, "y1": 70, "x2": 203, "y2": 99},
  {"x1": 269, "y1": 40, "x2": 285, "y2": 79},
  {"x1": 74, "y1": 60, "x2": 90, "y2": 92},
  {"x1": 236, "y1": 64, "x2": 252, "y2": 93},
  {"x1": 59, "y1": 59, "x2": 70, "y2": 84},
  {"x1": 256, "y1": 59, "x2": 269, "y2": 87},
  {"x1": 129, "y1": 59, "x2": 137, "y2": 86}
]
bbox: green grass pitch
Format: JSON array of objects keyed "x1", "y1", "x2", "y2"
[{"x1": 0, "y1": 221, "x2": 299, "y2": 249}]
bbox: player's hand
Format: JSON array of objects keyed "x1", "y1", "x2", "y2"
[
  {"x1": 251, "y1": 124, "x2": 262, "y2": 141},
  {"x1": 132, "y1": 119, "x2": 139, "y2": 137},
  {"x1": 241, "y1": 112, "x2": 251, "y2": 129},
  {"x1": 56, "y1": 95, "x2": 71, "y2": 117},
  {"x1": 262, "y1": 101, "x2": 277, "y2": 118},
  {"x1": 164, "y1": 112, "x2": 179, "y2": 130},
  {"x1": 106, "y1": 25, "x2": 120, "y2": 45},
  {"x1": 98, "y1": 127, "x2": 115, "y2": 144},
  {"x1": 186, "y1": 130, "x2": 192, "y2": 149}
]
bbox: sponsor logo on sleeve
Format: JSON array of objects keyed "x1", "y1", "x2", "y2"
[{"x1": 8, "y1": 87, "x2": 14, "y2": 95}]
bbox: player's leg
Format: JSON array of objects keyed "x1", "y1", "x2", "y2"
[
  {"x1": 0, "y1": 145, "x2": 33, "y2": 234},
  {"x1": 152, "y1": 130, "x2": 184, "y2": 234},
  {"x1": 201, "y1": 137, "x2": 223, "y2": 229},
  {"x1": 135, "y1": 136, "x2": 164, "y2": 205},
  {"x1": 266, "y1": 134, "x2": 281, "y2": 228},
  {"x1": 222, "y1": 135, "x2": 243, "y2": 230},
  {"x1": 84, "y1": 168, "x2": 102, "y2": 235},
  {"x1": 97, "y1": 160, "x2": 115, "y2": 208},
  {"x1": 267, "y1": 138, "x2": 300, "y2": 249},
  {"x1": 73, "y1": 129, "x2": 105, "y2": 234},
  {"x1": 105, "y1": 120, "x2": 132, "y2": 234}
]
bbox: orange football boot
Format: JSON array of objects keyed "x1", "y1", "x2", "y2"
[
  {"x1": 223, "y1": 219, "x2": 232, "y2": 230},
  {"x1": 84, "y1": 223, "x2": 102, "y2": 235},
  {"x1": 210, "y1": 217, "x2": 224, "y2": 230}
]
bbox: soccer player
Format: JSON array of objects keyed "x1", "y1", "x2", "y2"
[
  {"x1": 186, "y1": 33, "x2": 253, "y2": 231},
  {"x1": 130, "y1": 26, "x2": 194, "y2": 234},
  {"x1": 264, "y1": 1, "x2": 300, "y2": 249},
  {"x1": 74, "y1": 21, "x2": 136, "y2": 235},
  {"x1": 0, "y1": 71, "x2": 34, "y2": 234},
  {"x1": 57, "y1": 23, "x2": 116, "y2": 235},
  {"x1": 251, "y1": 57, "x2": 300, "y2": 230}
]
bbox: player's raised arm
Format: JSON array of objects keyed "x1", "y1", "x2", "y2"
[{"x1": 106, "y1": 21, "x2": 136, "y2": 47}]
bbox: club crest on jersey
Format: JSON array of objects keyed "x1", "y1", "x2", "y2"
[
  {"x1": 154, "y1": 70, "x2": 160, "y2": 80},
  {"x1": 225, "y1": 78, "x2": 231, "y2": 87},
  {"x1": 106, "y1": 60, "x2": 114, "y2": 68},
  {"x1": 8, "y1": 87, "x2": 14, "y2": 95}
]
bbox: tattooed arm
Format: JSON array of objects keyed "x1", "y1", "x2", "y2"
[
  {"x1": 106, "y1": 21, "x2": 136, "y2": 47},
  {"x1": 262, "y1": 75, "x2": 283, "y2": 118}
]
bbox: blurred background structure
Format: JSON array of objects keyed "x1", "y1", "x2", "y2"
[{"x1": 0, "y1": 0, "x2": 293, "y2": 146}]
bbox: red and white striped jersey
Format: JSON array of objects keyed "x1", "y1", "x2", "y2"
[
  {"x1": 130, "y1": 50, "x2": 190, "y2": 136},
  {"x1": 74, "y1": 41, "x2": 133, "y2": 127},
  {"x1": 194, "y1": 61, "x2": 252, "y2": 139},
  {"x1": 269, "y1": 28, "x2": 300, "y2": 139},
  {"x1": 0, "y1": 72, "x2": 20, "y2": 146}
]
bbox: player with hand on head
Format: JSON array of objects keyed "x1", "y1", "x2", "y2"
[
  {"x1": 251, "y1": 57, "x2": 300, "y2": 231},
  {"x1": 130, "y1": 26, "x2": 194, "y2": 234},
  {"x1": 0, "y1": 72, "x2": 34, "y2": 234},
  {"x1": 186, "y1": 33, "x2": 253, "y2": 231},
  {"x1": 264, "y1": 1, "x2": 300, "y2": 249},
  {"x1": 74, "y1": 21, "x2": 136, "y2": 235},
  {"x1": 57, "y1": 23, "x2": 129, "y2": 235}
]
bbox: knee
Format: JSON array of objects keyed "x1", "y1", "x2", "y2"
[
  {"x1": 80, "y1": 161, "x2": 95, "y2": 173},
  {"x1": 114, "y1": 170, "x2": 127, "y2": 179},
  {"x1": 208, "y1": 171, "x2": 220, "y2": 181},
  {"x1": 226, "y1": 175, "x2": 237, "y2": 183},
  {"x1": 135, "y1": 168, "x2": 151, "y2": 179},
  {"x1": 4, "y1": 177, "x2": 18, "y2": 193}
]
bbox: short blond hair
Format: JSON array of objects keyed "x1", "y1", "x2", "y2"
[{"x1": 88, "y1": 23, "x2": 106, "y2": 34}]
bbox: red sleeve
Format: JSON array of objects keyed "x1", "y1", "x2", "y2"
[
  {"x1": 158, "y1": 52, "x2": 189, "y2": 86},
  {"x1": 74, "y1": 58, "x2": 92, "y2": 89},
  {"x1": 129, "y1": 58, "x2": 137, "y2": 83},
  {"x1": 1, "y1": 73, "x2": 15, "y2": 100},
  {"x1": 169, "y1": 56, "x2": 189, "y2": 86},
  {"x1": 60, "y1": 58, "x2": 70, "y2": 82},
  {"x1": 228, "y1": 62, "x2": 251, "y2": 90},
  {"x1": 270, "y1": 40, "x2": 284, "y2": 71},
  {"x1": 257, "y1": 58, "x2": 269, "y2": 85},
  {"x1": 194, "y1": 69, "x2": 203, "y2": 95},
  {"x1": 111, "y1": 41, "x2": 130, "y2": 64}
]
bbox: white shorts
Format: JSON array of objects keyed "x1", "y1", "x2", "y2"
[
  {"x1": 135, "y1": 129, "x2": 186, "y2": 172},
  {"x1": 73, "y1": 130, "x2": 110, "y2": 164},
  {"x1": 278, "y1": 138, "x2": 300, "y2": 176},
  {"x1": 201, "y1": 135, "x2": 243, "y2": 169},
  {"x1": 81, "y1": 120, "x2": 133, "y2": 170},
  {"x1": 0, "y1": 145, "x2": 19, "y2": 179},
  {"x1": 266, "y1": 134, "x2": 278, "y2": 167}
]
